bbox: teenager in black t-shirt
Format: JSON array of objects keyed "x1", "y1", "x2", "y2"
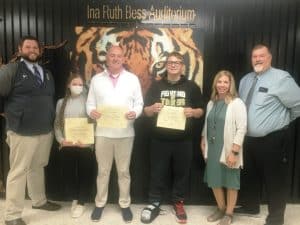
[{"x1": 141, "y1": 52, "x2": 205, "y2": 224}]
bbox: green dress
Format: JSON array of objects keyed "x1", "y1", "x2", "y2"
[{"x1": 204, "y1": 100, "x2": 240, "y2": 189}]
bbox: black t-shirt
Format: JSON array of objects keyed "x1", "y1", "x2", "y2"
[{"x1": 144, "y1": 75, "x2": 204, "y2": 141}]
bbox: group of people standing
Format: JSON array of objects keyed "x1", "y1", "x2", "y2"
[
  {"x1": 1, "y1": 35, "x2": 300, "y2": 225},
  {"x1": 201, "y1": 45, "x2": 300, "y2": 225}
]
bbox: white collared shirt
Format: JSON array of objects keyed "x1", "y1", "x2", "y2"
[{"x1": 86, "y1": 69, "x2": 144, "y2": 138}]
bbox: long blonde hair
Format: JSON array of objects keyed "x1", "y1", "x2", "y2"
[
  {"x1": 210, "y1": 70, "x2": 238, "y2": 104},
  {"x1": 54, "y1": 72, "x2": 83, "y2": 134}
]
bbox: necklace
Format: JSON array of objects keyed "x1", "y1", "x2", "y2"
[{"x1": 209, "y1": 100, "x2": 225, "y2": 143}]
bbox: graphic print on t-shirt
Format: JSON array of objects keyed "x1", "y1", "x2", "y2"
[{"x1": 160, "y1": 90, "x2": 186, "y2": 107}]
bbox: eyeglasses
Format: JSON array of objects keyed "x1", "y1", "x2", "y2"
[{"x1": 166, "y1": 61, "x2": 183, "y2": 66}]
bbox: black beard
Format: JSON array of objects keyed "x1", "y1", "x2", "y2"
[{"x1": 20, "y1": 54, "x2": 41, "y2": 63}]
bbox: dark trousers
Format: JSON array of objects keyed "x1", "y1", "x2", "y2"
[
  {"x1": 148, "y1": 139, "x2": 193, "y2": 203},
  {"x1": 240, "y1": 129, "x2": 288, "y2": 225},
  {"x1": 60, "y1": 146, "x2": 94, "y2": 204}
]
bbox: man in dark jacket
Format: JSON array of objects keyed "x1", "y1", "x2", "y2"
[{"x1": 0, "y1": 36, "x2": 60, "y2": 225}]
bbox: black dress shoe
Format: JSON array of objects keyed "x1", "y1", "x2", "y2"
[
  {"x1": 265, "y1": 215, "x2": 284, "y2": 225},
  {"x1": 264, "y1": 222, "x2": 283, "y2": 225},
  {"x1": 234, "y1": 206, "x2": 260, "y2": 215},
  {"x1": 5, "y1": 218, "x2": 26, "y2": 225},
  {"x1": 32, "y1": 201, "x2": 61, "y2": 211},
  {"x1": 264, "y1": 223, "x2": 283, "y2": 225}
]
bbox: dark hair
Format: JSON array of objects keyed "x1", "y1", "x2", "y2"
[
  {"x1": 18, "y1": 35, "x2": 41, "y2": 49},
  {"x1": 54, "y1": 71, "x2": 83, "y2": 134}
]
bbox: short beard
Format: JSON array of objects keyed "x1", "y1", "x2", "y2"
[
  {"x1": 20, "y1": 54, "x2": 41, "y2": 63},
  {"x1": 253, "y1": 64, "x2": 264, "y2": 73}
]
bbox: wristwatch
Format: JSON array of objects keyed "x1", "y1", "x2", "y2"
[{"x1": 231, "y1": 150, "x2": 239, "y2": 156}]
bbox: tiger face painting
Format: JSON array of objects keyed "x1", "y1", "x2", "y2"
[{"x1": 72, "y1": 27, "x2": 203, "y2": 94}]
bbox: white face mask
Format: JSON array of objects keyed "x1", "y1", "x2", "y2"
[{"x1": 70, "y1": 85, "x2": 83, "y2": 96}]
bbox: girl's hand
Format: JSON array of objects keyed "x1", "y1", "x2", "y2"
[
  {"x1": 75, "y1": 140, "x2": 89, "y2": 148},
  {"x1": 200, "y1": 137, "x2": 206, "y2": 161},
  {"x1": 60, "y1": 140, "x2": 74, "y2": 147}
]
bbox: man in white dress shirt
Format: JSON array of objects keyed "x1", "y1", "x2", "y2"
[{"x1": 86, "y1": 45, "x2": 143, "y2": 223}]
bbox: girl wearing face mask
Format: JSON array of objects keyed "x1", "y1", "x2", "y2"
[{"x1": 54, "y1": 72, "x2": 94, "y2": 218}]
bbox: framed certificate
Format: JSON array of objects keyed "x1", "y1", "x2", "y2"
[
  {"x1": 157, "y1": 106, "x2": 186, "y2": 130},
  {"x1": 97, "y1": 105, "x2": 128, "y2": 128},
  {"x1": 64, "y1": 118, "x2": 94, "y2": 144}
]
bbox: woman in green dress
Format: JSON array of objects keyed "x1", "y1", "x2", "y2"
[{"x1": 201, "y1": 70, "x2": 247, "y2": 225}]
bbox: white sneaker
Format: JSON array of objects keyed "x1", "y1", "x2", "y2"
[
  {"x1": 71, "y1": 200, "x2": 78, "y2": 211},
  {"x1": 71, "y1": 204, "x2": 84, "y2": 218}
]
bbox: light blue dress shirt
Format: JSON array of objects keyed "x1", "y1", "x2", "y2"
[
  {"x1": 239, "y1": 67, "x2": 300, "y2": 137},
  {"x1": 21, "y1": 58, "x2": 44, "y2": 81}
]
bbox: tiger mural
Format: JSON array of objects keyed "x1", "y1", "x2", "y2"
[{"x1": 72, "y1": 27, "x2": 203, "y2": 94}]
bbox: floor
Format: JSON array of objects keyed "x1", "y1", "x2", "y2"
[{"x1": 0, "y1": 200, "x2": 300, "y2": 225}]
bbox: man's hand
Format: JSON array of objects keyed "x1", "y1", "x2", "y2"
[
  {"x1": 144, "y1": 103, "x2": 163, "y2": 117},
  {"x1": 184, "y1": 107, "x2": 194, "y2": 118},
  {"x1": 126, "y1": 111, "x2": 136, "y2": 120},
  {"x1": 151, "y1": 103, "x2": 163, "y2": 114},
  {"x1": 89, "y1": 109, "x2": 101, "y2": 120}
]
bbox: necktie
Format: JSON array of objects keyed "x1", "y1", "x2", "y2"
[
  {"x1": 245, "y1": 76, "x2": 258, "y2": 109},
  {"x1": 33, "y1": 65, "x2": 43, "y2": 86}
]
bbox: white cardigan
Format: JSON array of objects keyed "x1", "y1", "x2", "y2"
[{"x1": 202, "y1": 98, "x2": 247, "y2": 168}]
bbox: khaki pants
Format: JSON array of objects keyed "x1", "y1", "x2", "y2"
[
  {"x1": 5, "y1": 131, "x2": 53, "y2": 221},
  {"x1": 95, "y1": 136, "x2": 133, "y2": 208}
]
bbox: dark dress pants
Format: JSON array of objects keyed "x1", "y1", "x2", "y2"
[
  {"x1": 240, "y1": 129, "x2": 288, "y2": 225},
  {"x1": 60, "y1": 146, "x2": 94, "y2": 204},
  {"x1": 148, "y1": 139, "x2": 193, "y2": 204}
]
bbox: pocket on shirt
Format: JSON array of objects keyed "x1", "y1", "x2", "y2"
[{"x1": 254, "y1": 92, "x2": 267, "y2": 105}]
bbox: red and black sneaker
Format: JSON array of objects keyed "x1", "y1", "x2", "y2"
[{"x1": 173, "y1": 201, "x2": 187, "y2": 224}]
